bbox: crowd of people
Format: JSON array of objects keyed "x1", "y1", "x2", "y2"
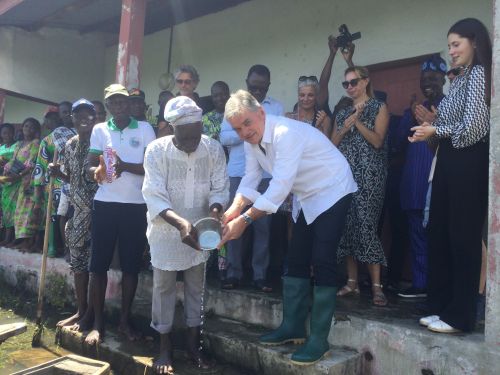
[{"x1": 0, "y1": 17, "x2": 491, "y2": 373}]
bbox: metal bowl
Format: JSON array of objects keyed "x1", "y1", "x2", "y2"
[{"x1": 194, "y1": 217, "x2": 222, "y2": 251}]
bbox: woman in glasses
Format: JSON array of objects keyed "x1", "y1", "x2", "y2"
[
  {"x1": 409, "y1": 18, "x2": 491, "y2": 333},
  {"x1": 331, "y1": 65, "x2": 390, "y2": 306},
  {"x1": 286, "y1": 76, "x2": 331, "y2": 137}
]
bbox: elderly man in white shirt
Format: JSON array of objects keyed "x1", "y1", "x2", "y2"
[
  {"x1": 218, "y1": 90, "x2": 357, "y2": 366},
  {"x1": 142, "y1": 96, "x2": 228, "y2": 374}
]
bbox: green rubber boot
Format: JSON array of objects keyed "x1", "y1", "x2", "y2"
[
  {"x1": 291, "y1": 285, "x2": 337, "y2": 365},
  {"x1": 259, "y1": 276, "x2": 310, "y2": 345}
]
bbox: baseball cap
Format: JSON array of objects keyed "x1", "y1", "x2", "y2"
[
  {"x1": 128, "y1": 88, "x2": 146, "y2": 100},
  {"x1": 104, "y1": 84, "x2": 129, "y2": 99},
  {"x1": 72, "y1": 98, "x2": 95, "y2": 112},
  {"x1": 421, "y1": 55, "x2": 447, "y2": 74},
  {"x1": 44, "y1": 106, "x2": 59, "y2": 117}
]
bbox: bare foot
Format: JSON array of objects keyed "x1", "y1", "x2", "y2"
[
  {"x1": 118, "y1": 321, "x2": 142, "y2": 341},
  {"x1": 84, "y1": 329, "x2": 102, "y2": 345},
  {"x1": 70, "y1": 313, "x2": 93, "y2": 332},
  {"x1": 57, "y1": 312, "x2": 82, "y2": 328},
  {"x1": 153, "y1": 351, "x2": 174, "y2": 374}
]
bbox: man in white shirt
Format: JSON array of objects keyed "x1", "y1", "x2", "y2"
[
  {"x1": 143, "y1": 96, "x2": 228, "y2": 373},
  {"x1": 218, "y1": 90, "x2": 357, "y2": 365},
  {"x1": 219, "y1": 64, "x2": 284, "y2": 292},
  {"x1": 83, "y1": 84, "x2": 156, "y2": 345}
]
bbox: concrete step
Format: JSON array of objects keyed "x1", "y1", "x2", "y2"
[
  {"x1": 58, "y1": 314, "x2": 362, "y2": 375},
  {"x1": 204, "y1": 316, "x2": 362, "y2": 375},
  {"x1": 58, "y1": 324, "x2": 253, "y2": 375}
]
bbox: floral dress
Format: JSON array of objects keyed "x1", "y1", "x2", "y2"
[
  {"x1": 0, "y1": 142, "x2": 18, "y2": 228},
  {"x1": 62, "y1": 136, "x2": 98, "y2": 272},
  {"x1": 32, "y1": 127, "x2": 76, "y2": 228},
  {"x1": 7, "y1": 139, "x2": 40, "y2": 238},
  {"x1": 335, "y1": 98, "x2": 388, "y2": 265}
]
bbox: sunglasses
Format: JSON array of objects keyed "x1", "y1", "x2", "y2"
[
  {"x1": 176, "y1": 79, "x2": 193, "y2": 85},
  {"x1": 342, "y1": 78, "x2": 363, "y2": 89},
  {"x1": 298, "y1": 75, "x2": 318, "y2": 82}
]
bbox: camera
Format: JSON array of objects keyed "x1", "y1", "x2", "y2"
[{"x1": 336, "y1": 24, "x2": 361, "y2": 51}]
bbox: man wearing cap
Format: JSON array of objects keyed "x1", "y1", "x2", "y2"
[
  {"x1": 83, "y1": 84, "x2": 156, "y2": 345},
  {"x1": 397, "y1": 55, "x2": 447, "y2": 299},
  {"x1": 48, "y1": 99, "x2": 98, "y2": 328},
  {"x1": 143, "y1": 96, "x2": 227, "y2": 373},
  {"x1": 129, "y1": 88, "x2": 149, "y2": 122}
]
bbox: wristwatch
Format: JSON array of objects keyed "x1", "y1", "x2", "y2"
[{"x1": 241, "y1": 212, "x2": 254, "y2": 225}]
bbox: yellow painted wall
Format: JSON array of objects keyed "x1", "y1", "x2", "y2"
[{"x1": 105, "y1": 0, "x2": 491, "y2": 115}]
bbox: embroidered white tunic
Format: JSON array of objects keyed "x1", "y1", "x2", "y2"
[{"x1": 142, "y1": 135, "x2": 229, "y2": 271}]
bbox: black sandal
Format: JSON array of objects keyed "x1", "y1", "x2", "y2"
[{"x1": 221, "y1": 277, "x2": 239, "y2": 290}]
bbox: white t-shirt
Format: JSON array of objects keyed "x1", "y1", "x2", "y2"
[{"x1": 89, "y1": 118, "x2": 156, "y2": 204}]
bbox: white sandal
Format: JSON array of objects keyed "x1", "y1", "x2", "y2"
[{"x1": 337, "y1": 279, "x2": 360, "y2": 297}]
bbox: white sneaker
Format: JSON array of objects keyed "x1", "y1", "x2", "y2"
[
  {"x1": 427, "y1": 320, "x2": 460, "y2": 333},
  {"x1": 419, "y1": 315, "x2": 440, "y2": 327}
]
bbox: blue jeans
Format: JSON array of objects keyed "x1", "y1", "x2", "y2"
[{"x1": 226, "y1": 177, "x2": 272, "y2": 281}]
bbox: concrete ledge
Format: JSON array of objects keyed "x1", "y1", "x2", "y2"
[
  {"x1": 204, "y1": 316, "x2": 362, "y2": 375},
  {"x1": 58, "y1": 316, "x2": 361, "y2": 375},
  {"x1": 332, "y1": 316, "x2": 500, "y2": 375},
  {"x1": 3, "y1": 247, "x2": 500, "y2": 374}
]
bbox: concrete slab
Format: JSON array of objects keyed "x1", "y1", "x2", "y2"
[
  {"x1": 0, "y1": 322, "x2": 27, "y2": 344},
  {"x1": 2, "y1": 247, "x2": 500, "y2": 374},
  {"x1": 204, "y1": 316, "x2": 361, "y2": 375}
]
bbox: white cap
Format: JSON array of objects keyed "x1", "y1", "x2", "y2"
[{"x1": 164, "y1": 96, "x2": 202, "y2": 126}]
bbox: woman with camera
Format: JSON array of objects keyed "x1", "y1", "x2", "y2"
[
  {"x1": 409, "y1": 18, "x2": 491, "y2": 333},
  {"x1": 330, "y1": 63, "x2": 390, "y2": 306}
]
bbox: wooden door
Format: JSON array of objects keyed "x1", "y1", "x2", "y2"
[{"x1": 368, "y1": 54, "x2": 434, "y2": 116}]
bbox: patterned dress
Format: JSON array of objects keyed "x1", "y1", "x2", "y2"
[
  {"x1": 336, "y1": 98, "x2": 388, "y2": 265},
  {"x1": 0, "y1": 142, "x2": 18, "y2": 228},
  {"x1": 201, "y1": 110, "x2": 228, "y2": 269},
  {"x1": 202, "y1": 110, "x2": 224, "y2": 140},
  {"x1": 9, "y1": 140, "x2": 40, "y2": 238},
  {"x1": 62, "y1": 136, "x2": 98, "y2": 272},
  {"x1": 32, "y1": 127, "x2": 76, "y2": 227}
]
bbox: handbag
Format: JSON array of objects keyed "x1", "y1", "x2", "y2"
[{"x1": 9, "y1": 159, "x2": 26, "y2": 175}]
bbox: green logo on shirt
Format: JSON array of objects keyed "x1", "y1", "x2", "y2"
[{"x1": 129, "y1": 137, "x2": 141, "y2": 148}]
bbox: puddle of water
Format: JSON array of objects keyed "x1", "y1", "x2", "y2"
[{"x1": 0, "y1": 308, "x2": 72, "y2": 373}]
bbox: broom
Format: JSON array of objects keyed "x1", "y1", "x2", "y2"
[{"x1": 32, "y1": 148, "x2": 58, "y2": 347}]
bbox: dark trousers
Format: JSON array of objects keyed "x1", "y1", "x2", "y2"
[
  {"x1": 407, "y1": 209, "x2": 428, "y2": 289},
  {"x1": 427, "y1": 139, "x2": 488, "y2": 331},
  {"x1": 286, "y1": 194, "x2": 352, "y2": 287},
  {"x1": 385, "y1": 170, "x2": 409, "y2": 284}
]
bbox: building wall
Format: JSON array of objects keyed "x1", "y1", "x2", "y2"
[
  {"x1": 3, "y1": 96, "x2": 48, "y2": 125},
  {"x1": 1, "y1": 0, "x2": 491, "y2": 122},
  {"x1": 105, "y1": 0, "x2": 491, "y2": 116},
  {"x1": 0, "y1": 26, "x2": 106, "y2": 123}
]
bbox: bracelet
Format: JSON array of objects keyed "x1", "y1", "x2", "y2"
[{"x1": 240, "y1": 212, "x2": 254, "y2": 225}]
